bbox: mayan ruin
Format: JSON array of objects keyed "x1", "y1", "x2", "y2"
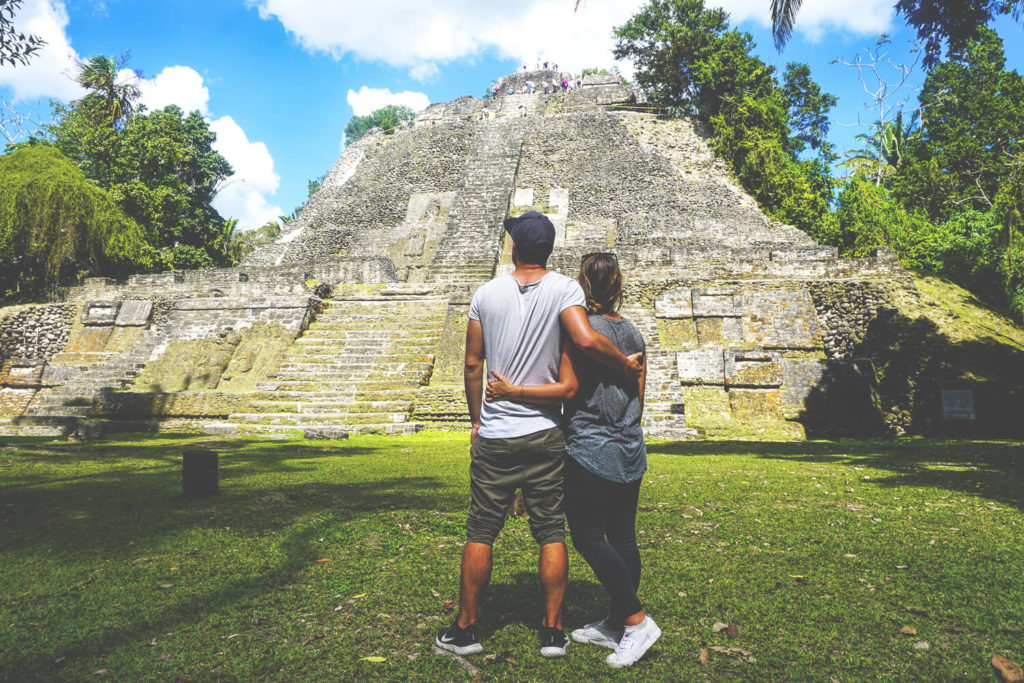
[{"x1": 0, "y1": 69, "x2": 925, "y2": 440}]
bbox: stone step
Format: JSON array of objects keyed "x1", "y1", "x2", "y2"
[
  {"x1": 247, "y1": 400, "x2": 414, "y2": 414},
  {"x1": 225, "y1": 422, "x2": 425, "y2": 436},
  {"x1": 229, "y1": 412, "x2": 411, "y2": 426},
  {"x1": 268, "y1": 380, "x2": 425, "y2": 391},
  {"x1": 278, "y1": 365, "x2": 430, "y2": 377},
  {"x1": 290, "y1": 341, "x2": 437, "y2": 352},
  {"x1": 247, "y1": 391, "x2": 416, "y2": 404},
  {"x1": 315, "y1": 308, "x2": 447, "y2": 317},
  {"x1": 306, "y1": 320, "x2": 445, "y2": 331},
  {"x1": 298, "y1": 332, "x2": 442, "y2": 343}
]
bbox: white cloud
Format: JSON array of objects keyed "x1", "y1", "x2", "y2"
[
  {"x1": 409, "y1": 61, "x2": 439, "y2": 82},
  {"x1": 130, "y1": 65, "x2": 210, "y2": 115},
  {"x1": 346, "y1": 86, "x2": 429, "y2": 117},
  {"x1": 0, "y1": 0, "x2": 83, "y2": 101},
  {"x1": 712, "y1": 0, "x2": 894, "y2": 41},
  {"x1": 250, "y1": 0, "x2": 893, "y2": 77},
  {"x1": 210, "y1": 115, "x2": 283, "y2": 230}
]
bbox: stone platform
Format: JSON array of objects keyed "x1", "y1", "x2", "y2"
[{"x1": 0, "y1": 70, "x2": 910, "y2": 438}]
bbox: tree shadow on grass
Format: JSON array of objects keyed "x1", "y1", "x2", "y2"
[
  {"x1": 650, "y1": 439, "x2": 1024, "y2": 512},
  {"x1": 0, "y1": 433, "x2": 388, "y2": 488},
  {"x1": 0, "y1": 437, "x2": 468, "y2": 675},
  {"x1": 477, "y1": 573, "x2": 607, "y2": 636}
]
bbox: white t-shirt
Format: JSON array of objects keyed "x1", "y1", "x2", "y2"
[{"x1": 468, "y1": 272, "x2": 586, "y2": 438}]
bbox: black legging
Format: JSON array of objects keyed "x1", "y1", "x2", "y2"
[{"x1": 564, "y1": 455, "x2": 643, "y2": 623}]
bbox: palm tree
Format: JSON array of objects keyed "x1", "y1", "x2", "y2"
[
  {"x1": 770, "y1": 0, "x2": 803, "y2": 50},
  {"x1": 772, "y1": 0, "x2": 1024, "y2": 51},
  {"x1": 75, "y1": 55, "x2": 140, "y2": 129},
  {"x1": 839, "y1": 112, "x2": 919, "y2": 184}
]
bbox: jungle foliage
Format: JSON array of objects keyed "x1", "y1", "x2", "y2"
[
  {"x1": 343, "y1": 105, "x2": 416, "y2": 145},
  {"x1": 614, "y1": 0, "x2": 838, "y2": 233},
  {"x1": 0, "y1": 145, "x2": 155, "y2": 297},
  {"x1": 617, "y1": 0, "x2": 1024, "y2": 320},
  {"x1": 0, "y1": 53, "x2": 238, "y2": 283}
]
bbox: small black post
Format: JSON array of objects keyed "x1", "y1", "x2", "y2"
[{"x1": 183, "y1": 449, "x2": 218, "y2": 498}]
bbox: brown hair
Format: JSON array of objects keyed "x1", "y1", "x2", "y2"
[{"x1": 578, "y1": 252, "x2": 622, "y2": 315}]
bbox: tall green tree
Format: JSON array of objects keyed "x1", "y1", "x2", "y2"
[
  {"x1": 891, "y1": 28, "x2": 1024, "y2": 220},
  {"x1": 343, "y1": 105, "x2": 416, "y2": 145},
  {"x1": 0, "y1": 145, "x2": 154, "y2": 298},
  {"x1": 614, "y1": 0, "x2": 836, "y2": 231},
  {"x1": 43, "y1": 56, "x2": 235, "y2": 268},
  {"x1": 75, "y1": 55, "x2": 140, "y2": 130}
]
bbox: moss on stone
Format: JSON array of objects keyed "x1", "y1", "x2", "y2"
[
  {"x1": 218, "y1": 323, "x2": 294, "y2": 393},
  {"x1": 890, "y1": 275, "x2": 1024, "y2": 350},
  {"x1": 133, "y1": 337, "x2": 238, "y2": 392},
  {"x1": 656, "y1": 318, "x2": 699, "y2": 350}
]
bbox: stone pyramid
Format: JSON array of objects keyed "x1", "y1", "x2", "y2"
[{"x1": 0, "y1": 69, "x2": 905, "y2": 438}]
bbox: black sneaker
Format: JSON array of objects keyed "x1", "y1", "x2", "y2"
[
  {"x1": 540, "y1": 626, "x2": 569, "y2": 658},
  {"x1": 435, "y1": 620, "x2": 483, "y2": 656}
]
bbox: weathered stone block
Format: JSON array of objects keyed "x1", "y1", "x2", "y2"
[
  {"x1": 725, "y1": 353, "x2": 783, "y2": 387},
  {"x1": 115, "y1": 300, "x2": 153, "y2": 326},
  {"x1": 0, "y1": 386, "x2": 36, "y2": 417},
  {"x1": 729, "y1": 388, "x2": 783, "y2": 419},
  {"x1": 0, "y1": 360, "x2": 45, "y2": 388},
  {"x1": 81, "y1": 301, "x2": 121, "y2": 326},
  {"x1": 513, "y1": 188, "x2": 535, "y2": 206},
  {"x1": 677, "y1": 349, "x2": 725, "y2": 384},
  {"x1": 655, "y1": 290, "x2": 693, "y2": 318},
  {"x1": 656, "y1": 318, "x2": 698, "y2": 350},
  {"x1": 695, "y1": 317, "x2": 742, "y2": 345},
  {"x1": 692, "y1": 289, "x2": 740, "y2": 317},
  {"x1": 304, "y1": 427, "x2": 350, "y2": 440},
  {"x1": 742, "y1": 289, "x2": 820, "y2": 349},
  {"x1": 68, "y1": 326, "x2": 113, "y2": 352}
]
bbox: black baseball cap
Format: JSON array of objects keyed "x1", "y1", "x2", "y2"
[{"x1": 506, "y1": 211, "x2": 555, "y2": 255}]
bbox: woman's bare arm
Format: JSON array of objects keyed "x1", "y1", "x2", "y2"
[{"x1": 485, "y1": 340, "x2": 579, "y2": 405}]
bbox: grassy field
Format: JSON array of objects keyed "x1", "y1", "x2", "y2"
[{"x1": 1, "y1": 432, "x2": 1022, "y2": 681}]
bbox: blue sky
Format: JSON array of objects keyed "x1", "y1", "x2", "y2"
[{"x1": 1, "y1": 0, "x2": 1021, "y2": 230}]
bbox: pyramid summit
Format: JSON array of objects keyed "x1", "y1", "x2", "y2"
[{"x1": 0, "y1": 70, "x2": 910, "y2": 438}]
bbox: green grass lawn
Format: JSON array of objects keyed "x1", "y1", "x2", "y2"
[{"x1": 1, "y1": 432, "x2": 1022, "y2": 682}]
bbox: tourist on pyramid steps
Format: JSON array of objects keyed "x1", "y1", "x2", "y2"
[
  {"x1": 486, "y1": 252, "x2": 660, "y2": 669},
  {"x1": 544, "y1": 60, "x2": 549, "y2": 69},
  {"x1": 436, "y1": 212, "x2": 643, "y2": 660}
]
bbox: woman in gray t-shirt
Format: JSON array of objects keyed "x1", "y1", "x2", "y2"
[{"x1": 486, "y1": 253, "x2": 660, "y2": 668}]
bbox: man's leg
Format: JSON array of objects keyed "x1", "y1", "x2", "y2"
[
  {"x1": 461, "y1": 435, "x2": 516, "y2": 625},
  {"x1": 520, "y1": 427, "x2": 569, "y2": 650},
  {"x1": 539, "y1": 541, "x2": 568, "y2": 629},
  {"x1": 457, "y1": 542, "x2": 493, "y2": 628}
]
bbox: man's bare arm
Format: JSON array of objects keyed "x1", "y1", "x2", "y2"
[
  {"x1": 464, "y1": 319, "x2": 485, "y2": 442},
  {"x1": 560, "y1": 305, "x2": 643, "y2": 380}
]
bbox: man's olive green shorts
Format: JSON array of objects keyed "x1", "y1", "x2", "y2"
[{"x1": 466, "y1": 426, "x2": 566, "y2": 546}]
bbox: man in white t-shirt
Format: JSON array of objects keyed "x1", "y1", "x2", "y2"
[{"x1": 435, "y1": 211, "x2": 643, "y2": 658}]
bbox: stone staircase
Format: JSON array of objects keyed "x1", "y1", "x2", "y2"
[
  {"x1": 428, "y1": 118, "x2": 526, "y2": 286},
  {"x1": 620, "y1": 303, "x2": 695, "y2": 439},
  {"x1": 20, "y1": 329, "x2": 164, "y2": 426},
  {"x1": 223, "y1": 287, "x2": 449, "y2": 435}
]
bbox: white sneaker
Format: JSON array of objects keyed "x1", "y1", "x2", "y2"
[
  {"x1": 571, "y1": 620, "x2": 623, "y2": 649},
  {"x1": 606, "y1": 616, "x2": 661, "y2": 668}
]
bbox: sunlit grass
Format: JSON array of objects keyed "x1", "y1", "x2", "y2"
[{"x1": 1, "y1": 432, "x2": 1021, "y2": 681}]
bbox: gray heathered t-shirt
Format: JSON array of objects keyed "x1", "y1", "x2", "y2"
[
  {"x1": 468, "y1": 272, "x2": 586, "y2": 439},
  {"x1": 565, "y1": 314, "x2": 647, "y2": 483}
]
